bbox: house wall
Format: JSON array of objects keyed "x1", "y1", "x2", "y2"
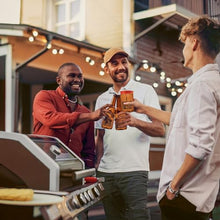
[
  {"x1": 20, "y1": 0, "x2": 46, "y2": 27},
  {"x1": 148, "y1": 0, "x2": 207, "y2": 14},
  {"x1": 85, "y1": 0, "x2": 124, "y2": 48},
  {"x1": 0, "y1": 0, "x2": 21, "y2": 24},
  {"x1": 134, "y1": 25, "x2": 192, "y2": 96}
]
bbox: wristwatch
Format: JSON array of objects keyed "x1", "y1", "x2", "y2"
[{"x1": 168, "y1": 182, "x2": 179, "y2": 197}]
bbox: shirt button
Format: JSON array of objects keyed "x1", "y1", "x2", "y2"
[{"x1": 69, "y1": 139, "x2": 71, "y2": 142}]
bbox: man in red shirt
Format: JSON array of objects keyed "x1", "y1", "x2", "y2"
[{"x1": 33, "y1": 62, "x2": 105, "y2": 168}]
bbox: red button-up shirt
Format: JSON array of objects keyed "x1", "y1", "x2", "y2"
[{"x1": 33, "y1": 87, "x2": 95, "y2": 168}]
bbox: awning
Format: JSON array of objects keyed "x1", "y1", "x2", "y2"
[
  {"x1": 133, "y1": 4, "x2": 197, "y2": 41},
  {"x1": 0, "y1": 23, "x2": 107, "y2": 53}
]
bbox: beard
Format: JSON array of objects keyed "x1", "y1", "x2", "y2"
[
  {"x1": 111, "y1": 70, "x2": 129, "y2": 83},
  {"x1": 61, "y1": 83, "x2": 84, "y2": 97}
]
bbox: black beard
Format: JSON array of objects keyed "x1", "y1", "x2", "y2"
[
  {"x1": 112, "y1": 71, "x2": 128, "y2": 83},
  {"x1": 113, "y1": 77, "x2": 128, "y2": 83},
  {"x1": 61, "y1": 84, "x2": 83, "y2": 97}
]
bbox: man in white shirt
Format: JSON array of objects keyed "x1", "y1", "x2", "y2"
[{"x1": 95, "y1": 48, "x2": 165, "y2": 220}]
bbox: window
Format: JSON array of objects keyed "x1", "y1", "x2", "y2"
[
  {"x1": 208, "y1": 0, "x2": 220, "y2": 21},
  {"x1": 161, "y1": 0, "x2": 171, "y2": 6},
  {"x1": 54, "y1": 0, "x2": 85, "y2": 40},
  {"x1": 134, "y1": 0, "x2": 149, "y2": 12}
]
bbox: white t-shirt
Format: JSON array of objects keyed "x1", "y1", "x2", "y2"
[{"x1": 95, "y1": 79, "x2": 161, "y2": 173}]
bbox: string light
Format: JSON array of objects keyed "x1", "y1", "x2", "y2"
[
  {"x1": 47, "y1": 43, "x2": 52, "y2": 49},
  {"x1": 101, "y1": 63, "x2": 105, "y2": 68},
  {"x1": 166, "y1": 77, "x2": 171, "y2": 82},
  {"x1": 160, "y1": 75, "x2": 166, "y2": 82},
  {"x1": 32, "y1": 30, "x2": 38, "y2": 37},
  {"x1": 50, "y1": 48, "x2": 65, "y2": 55},
  {"x1": 135, "y1": 59, "x2": 189, "y2": 97},
  {"x1": 175, "y1": 81, "x2": 181, "y2": 86},
  {"x1": 166, "y1": 83, "x2": 171, "y2": 88},
  {"x1": 52, "y1": 49, "x2": 58, "y2": 54},
  {"x1": 160, "y1": 71, "x2": 166, "y2": 77},
  {"x1": 150, "y1": 66, "x2": 156, "y2": 73},
  {"x1": 85, "y1": 56, "x2": 95, "y2": 65},
  {"x1": 58, "y1": 49, "x2": 64, "y2": 54},
  {"x1": 90, "y1": 60, "x2": 95, "y2": 65},
  {"x1": 177, "y1": 88, "x2": 183, "y2": 93},
  {"x1": 153, "y1": 82, "x2": 159, "y2": 88},
  {"x1": 86, "y1": 57, "x2": 90, "y2": 62},
  {"x1": 28, "y1": 36, "x2": 34, "y2": 42},
  {"x1": 171, "y1": 91, "x2": 177, "y2": 96},
  {"x1": 99, "y1": 70, "x2": 105, "y2": 76},
  {"x1": 143, "y1": 63, "x2": 149, "y2": 69},
  {"x1": 136, "y1": 75, "x2": 141, "y2": 81}
]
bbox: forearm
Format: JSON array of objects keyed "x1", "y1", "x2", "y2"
[
  {"x1": 143, "y1": 106, "x2": 171, "y2": 126},
  {"x1": 171, "y1": 154, "x2": 202, "y2": 190},
  {"x1": 76, "y1": 105, "x2": 108, "y2": 125},
  {"x1": 133, "y1": 118, "x2": 165, "y2": 137},
  {"x1": 75, "y1": 112, "x2": 97, "y2": 125}
]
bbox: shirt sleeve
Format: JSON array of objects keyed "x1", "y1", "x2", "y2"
[
  {"x1": 33, "y1": 91, "x2": 80, "y2": 129},
  {"x1": 185, "y1": 81, "x2": 216, "y2": 160},
  {"x1": 80, "y1": 121, "x2": 96, "y2": 168}
]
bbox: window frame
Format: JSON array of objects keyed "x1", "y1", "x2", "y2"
[{"x1": 52, "y1": 0, "x2": 86, "y2": 40}]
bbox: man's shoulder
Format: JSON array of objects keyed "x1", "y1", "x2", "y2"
[
  {"x1": 132, "y1": 79, "x2": 151, "y2": 87},
  {"x1": 95, "y1": 89, "x2": 112, "y2": 108},
  {"x1": 34, "y1": 90, "x2": 61, "y2": 103},
  {"x1": 131, "y1": 80, "x2": 154, "y2": 92},
  {"x1": 97, "y1": 89, "x2": 111, "y2": 99},
  {"x1": 37, "y1": 89, "x2": 56, "y2": 95},
  {"x1": 36, "y1": 90, "x2": 58, "y2": 98}
]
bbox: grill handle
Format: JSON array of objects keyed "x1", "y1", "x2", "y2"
[{"x1": 72, "y1": 168, "x2": 96, "y2": 181}]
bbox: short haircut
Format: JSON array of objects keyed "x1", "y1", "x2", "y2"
[
  {"x1": 57, "y1": 62, "x2": 78, "y2": 76},
  {"x1": 179, "y1": 16, "x2": 220, "y2": 58}
]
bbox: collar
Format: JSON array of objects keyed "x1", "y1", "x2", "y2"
[
  {"x1": 187, "y1": 64, "x2": 219, "y2": 85},
  {"x1": 56, "y1": 86, "x2": 67, "y2": 99},
  {"x1": 56, "y1": 86, "x2": 81, "y2": 105},
  {"x1": 108, "y1": 79, "x2": 135, "y2": 94}
]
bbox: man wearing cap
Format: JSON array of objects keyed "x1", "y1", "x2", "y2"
[{"x1": 95, "y1": 48, "x2": 165, "y2": 219}]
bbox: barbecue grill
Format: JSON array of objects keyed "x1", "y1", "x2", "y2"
[{"x1": 0, "y1": 131, "x2": 104, "y2": 220}]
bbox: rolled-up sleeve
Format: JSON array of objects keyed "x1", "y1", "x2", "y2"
[{"x1": 185, "y1": 81, "x2": 216, "y2": 160}]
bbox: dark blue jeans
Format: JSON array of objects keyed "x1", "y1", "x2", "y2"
[
  {"x1": 159, "y1": 194, "x2": 211, "y2": 220},
  {"x1": 97, "y1": 171, "x2": 151, "y2": 220}
]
